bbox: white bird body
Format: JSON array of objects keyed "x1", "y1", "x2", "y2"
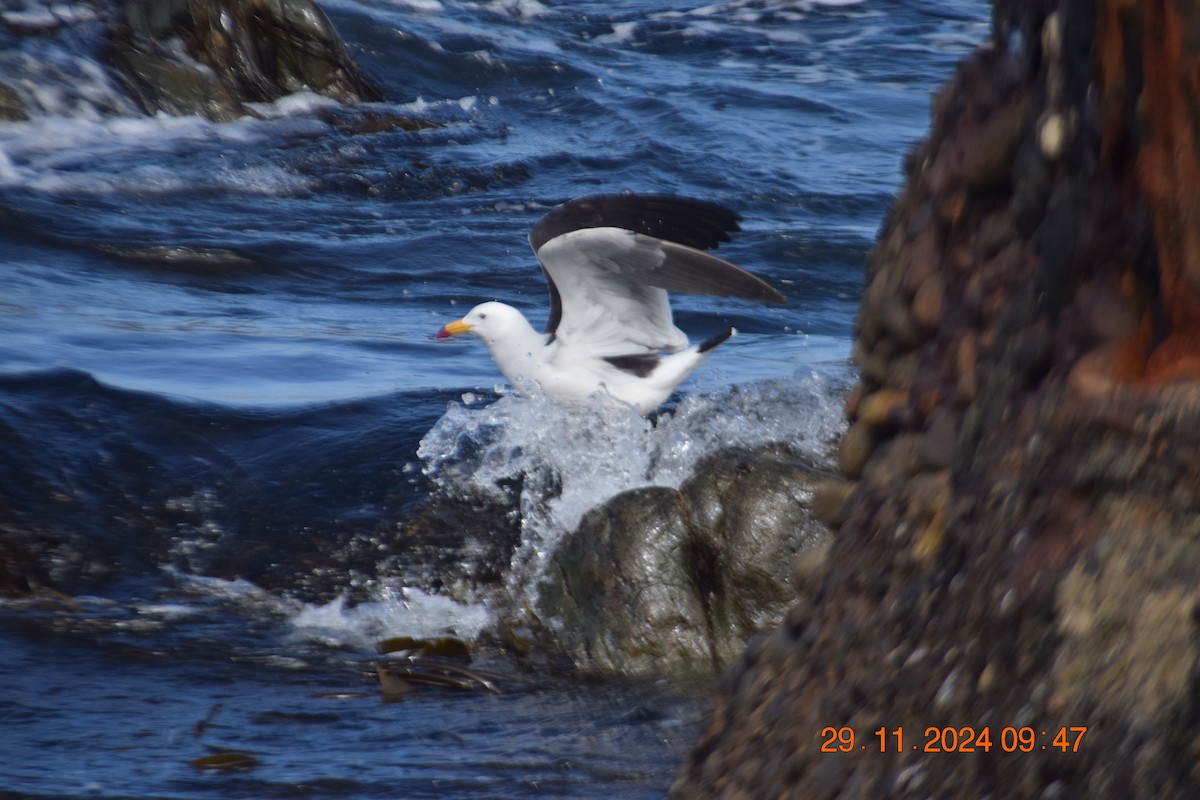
[
  {"x1": 437, "y1": 194, "x2": 784, "y2": 414},
  {"x1": 447, "y1": 299, "x2": 715, "y2": 411}
]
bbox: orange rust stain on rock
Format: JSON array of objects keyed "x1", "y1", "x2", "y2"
[
  {"x1": 1144, "y1": 330, "x2": 1200, "y2": 382},
  {"x1": 1112, "y1": 307, "x2": 1155, "y2": 383},
  {"x1": 1095, "y1": 0, "x2": 1139, "y2": 164},
  {"x1": 1136, "y1": 0, "x2": 1200, "y2": 381}
]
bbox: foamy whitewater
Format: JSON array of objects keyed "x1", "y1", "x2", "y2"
[
  {"x1": 291, "y1": 586, "x2": 494, "y2": 649},
  {"x1": 418, "y1": 369, "x2": 849, "y2": 606}
]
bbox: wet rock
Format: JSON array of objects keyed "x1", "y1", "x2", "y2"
[
  {"x1": 961, "y1": 93, "x2": 1029, "y2": 189},
  {"x1": 230, "y1": 486, "x2": 523, "y2": 606},
  {"x1": 790, "y1": 539, "x2": 830, "y2": 594},
  {"x1": 675, "y1": 3, "x2": 1200, "y2": 797},
  {"x1": 108, "y1": 46, "x2": 242, "y2": 121},
  {"x1": 911, "y1": 271, "x2": 944, "y2": 330},
  {"x1": 1011, "y1": 141, "x2": 1052, "y2": 234},
  {"x1": 880, "y1": 296, "x2": 923, "y2": 348},
  {"x1": 955, "y1": 332, "x2": 979, "y2": 403},
  {"x1": 105, "y1": 0, "x2": 383, "y2": 120},
  {"x1": 857, "y1": 388, "x2": 912, "y2": 429},
  {"x1": 0, "y1": 518, "x2": 119, "y2": 598},
  {"x1": 679, "y1": 448, "x2": 830, "y2": 662},
  {"x1": 902, "y1": 227, "x2": 940, "y2": 292},
  {"x1": 917, "y1": 407, "x2": 958, "y2": 470},
  {"x1": 810, "y1": 480, "x2": 855, "y2": 527},
  {"x1": 538, "y1": 486, "x2": 710, "y2": 676},
  {"x1": 377, "y1": 491, "x2": 522, "y2": 597},
  {"x1": 537, "y1": 446, "x2": 831, "y2": 677},
  {"x1": 0, "y1": 524, "x2": 62, "y2": 596},
  {"x1": 316, "y1": 105, "x2": 436, "y2": 135},
  {"x1": 0, "y1": 81, "x2": 29, "y2": 121},
  {"x1": 837, "y1": 421, "x2": 873, "y2": 479}
]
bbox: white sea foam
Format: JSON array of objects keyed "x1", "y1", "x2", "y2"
[
  {"x1": 173, "y1": 572, "x2": 294, "y2": 612},
  {"x1": 658, "y1": 0, "x2": 866, "y2": 23},
  {"x1": 0, "y1": 0, "x2": 100, "y2": 29},
  {"x1": 595, "y1": 20, "x2": 640, "y2": 45},
  {"x1": 380, "y1": 0, "x2": 444, "y2": 13},
  {"x1": 418, "y1": 370, "x2": 848, "y2": 602},
  {"x1": 483, "y1": 0, "x2": 549, "y2": 18},
  {"x1": 0, "y1": 35, "x2": 143, "y2": 119},
  {"x1": 0, "y1": 148, "x2": 20, "y2": 184},
  {"x1": 290, "y1": 586, "x2": 492, "y2": 650},
  {"x1": 247, "y1": 91, "x2": 344, "y2": 119},
  {"x1": 135, "y1": 603, "x2": 203, "y2": 619},
  {"x1": 172, "y1": 570, "x2": 491, "y2": 650},
  {"x1": 0, "y1": 111, "x2": 315, "y2": 195}
]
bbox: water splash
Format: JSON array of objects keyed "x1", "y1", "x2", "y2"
[
  {"x1": 167, "y1": 572, "x2": 491, "y2": 655},
  {"x1": 290, "y1": 585, "x2": 492, "y2": 651},
  {"x1": 417, "y1": 371, "x2": 849, "y2": 603}
]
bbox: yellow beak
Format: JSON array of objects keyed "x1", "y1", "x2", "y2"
[{"x1": 436, "y1": 319, "x2": 472, "y2": 339}]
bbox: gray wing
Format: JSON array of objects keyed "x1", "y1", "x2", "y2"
[
  {"x1": 534, "y1": 227, "x2": 687, "y2": 354},
  {"x1": 528, "y1": 194, "x2": 785, "y2": 341}
]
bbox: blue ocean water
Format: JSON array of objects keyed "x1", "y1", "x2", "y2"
[{"x1": 0, "y1": 0, "x2": 988, "y2": 797}]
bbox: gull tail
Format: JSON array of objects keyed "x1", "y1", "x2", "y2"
[{"x1": 698, "y1": 327, "x2": 737, "y2": 354}]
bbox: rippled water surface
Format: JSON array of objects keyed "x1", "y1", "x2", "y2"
[{"x1": 0, "y1": 0, "x2": 988, "y2": 796}]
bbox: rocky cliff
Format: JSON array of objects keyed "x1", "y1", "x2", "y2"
[{"x1": 674, "y1": 0, "x2": 1200, "y2": 796}]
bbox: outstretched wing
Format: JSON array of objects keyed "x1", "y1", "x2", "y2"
[
  {"x1": 528, "y1": 194, "x2": 784, "y2": 355},
  {"x1": 530, "y1": 193, "x2": 744, "y2": 253}
]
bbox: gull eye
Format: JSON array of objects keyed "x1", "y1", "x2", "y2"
[{"x1": 479, "y1": 313, "x2": 488, "y2": 320}]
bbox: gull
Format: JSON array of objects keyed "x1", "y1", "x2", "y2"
[{"x1": 436, "y1": 193, "x2": 785, "y2": 413}]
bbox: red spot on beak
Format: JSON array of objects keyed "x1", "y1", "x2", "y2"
[{"x1": 437, "y1": 319, "x2": 471, "y2": 339}]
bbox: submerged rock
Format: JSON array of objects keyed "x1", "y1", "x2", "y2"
[
  {"x1": 0, "y1": 81, "x2": 29, "y2": 121},
  {"x1": 105, "y1": 0, "x2": 383, "y2": 120},
  {"x1": 1, "y1": 0, "x2": 424, "y2": 125},
  {"x1": 538, "y1": 446, "x2": 831, "y2": 677}
]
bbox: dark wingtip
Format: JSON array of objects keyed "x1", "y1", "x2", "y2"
[
  {"x1": 647, "y1": 240, "x2": 787, "y2": 304},
  {"x1": 745, "y1": 281, "x2": 786, "y2": 304},
  {"x1": 698, "y1": 327, "x2": 736, "y2": 353},
  {"x1": 530, "y1": 193, "x2": 741, "y2": 253}
]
